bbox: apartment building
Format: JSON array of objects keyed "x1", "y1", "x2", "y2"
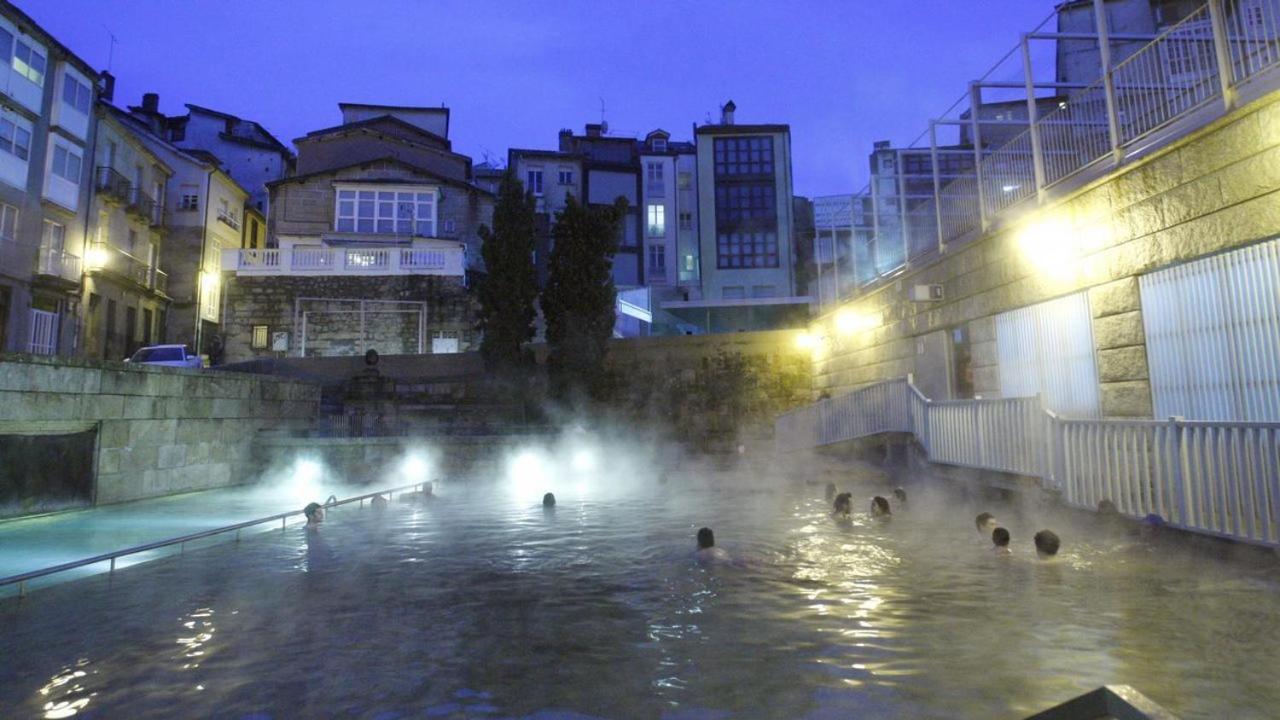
[{"x1": 0, "y1": 1, "x2": 100, "y2": 356}]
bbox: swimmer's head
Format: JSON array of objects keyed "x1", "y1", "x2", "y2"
[
  {"x1": 304, "y1": 502, "x2": 323, "y2": 524},
  {"x1": 1034, "y1": 530, "x2": 1061, "y2": 559},
  {"x1": 833, "y1": 492, "x2": 853, "y2": 514},
  {"x1": 697, "y1": 527, "x2": 715, "y2": 549},
  {"x1": 825, "y1": 483, "x2": 837, "y2": 500},
  {"x1": 976, "y1": 512, "x2": 997, "y2": 533},
  {"x1": 870, "y1": 496, "x2": 891, "y2": 516},
  {"x1": 1097, "y1": 499, "x2": 1119, "y2": 516},
  {"x1": 992, "y1": 527, "x2": 1010, "y2": 547},
  {"x1": 892, "y1": 487, "x2": 907, "y2": 504},
  {"x1": 543, "y1": 492, "x2": 556, "y2": 507}
]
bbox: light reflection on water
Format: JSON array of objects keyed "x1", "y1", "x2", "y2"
[{"x1": 1, "y1": 473, "x2": 1279, "y2": 719}]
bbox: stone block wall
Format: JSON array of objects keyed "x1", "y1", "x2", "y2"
[
  {"x1": 220, "y1": 274, "x2": 477, "y2": 362},
  {"x1": 0, "y1": 354, "x2": 319, "y2": 506},
  {"x1": 814, "y1": 89, "x2": 1280, "y2": 418}
]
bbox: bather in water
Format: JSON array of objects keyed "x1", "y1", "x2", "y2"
[
  {"x1": 870, "y1": 496, "x2": 892, "y2": 518},
  {"x1": 304, "y1": 502, "x2": 324, "y2": 526},
  {"x1": 991, "y1": 527, "x2": 1011, "y2": 555},
  {"x1": 832, "y1": 493, "x2": 853, "y2": 520},
  {"x1": 695, "y1": 527, "x2": 730, "y2": 562},
  {"x1": 543, "y1": 492, "x2": 556, "y2": 508},
  {"x1": 976, "y1": 512, "x2": 998, "y2": 535},
  {"x1": 1034, "y1": 530, "x2": 1060, "y2": 560}
]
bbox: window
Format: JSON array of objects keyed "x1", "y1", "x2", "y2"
[
  {"x1": 127, "y1": 228, "x2": 138, "y2": 253},
  {"x1": 526, "y1": 169, "x2": 543, "y2": 196},
  {"x1": 715, "y1": 183, "x2": 776, "y2": 224},
  {"x1": 713, "y1": 136, "x2": 774, "y2": 176},
  {"x1": 648, "y1": 243, "x2": 666, "y2": 271},
  {"x1": 335, "y1": 186, "x2": 436, "y2": 236},
  {"x1": 61, "y1": 73, "x2": 91, "y2": 114},
  {"x1": 51, "y1": 143, "x2": 82, "y2": 183},
  {"x1": 0, "y1": 202, "x2": 16, "y2": 241},
  {"x1": 0, "y1": 117, "x2": 31, "y2": 161},
  {"x1": 678, "y1": 211, "x2": 693, "y2": 231},
  {"x1": 716, "y1": 231, "x2": 779, "y2": 269},
  {"x1": 0, "y1": 28, "x2": 11, "y2": 67},
  {"x1": 651, "y1": 137, "x2": 667, "y2": 152},
  {"x1": 13, "y1": 39, "x2": 45, "y2": 85},
  {"x1": 557, "y1": 168, "x2": 574, "y2": 185},
  {"x1": 179, "y1": 185, "x2": 199, "y2": 211},
  {"x1": 722, "y1": 286, "x2": 745, "y2": 300},
  {"x1": 751, "y1": 284, "x2": 776, "y2": 298},
  {"x1": 42, "y1": 220, "x2": 65, "y2": 252},
  {"x1": 142, "y1": 308, "x2": 153, "y2": 345},
  {"x1": 647, "y1": 204, "x2": 665, "y2": 237},
  {"x1": 677, "y1": 171, "x2": 692, "y2": 190},
  {"x1": 646, "y1": 162, "x2": 664, "y2": 196},
  {"x1": 251, "y1": 325, "x2": 269, "y2": 349}
]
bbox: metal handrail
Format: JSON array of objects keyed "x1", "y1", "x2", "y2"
[{"x1": 0, "y1": 481, "x2": 427, "y2": 598}]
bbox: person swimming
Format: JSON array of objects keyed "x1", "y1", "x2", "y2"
[
  {"x1": 870, "y1": 496, "x2": 892, "y2": 517},
  {"x1": 832, "y1": 492, "x2": 853, "y2": 519},
  {"x1": 543, "y1": 492, "x2": 556, "y2": 507},
  {"x1": 304, "y1": 502, "x2": 324, "y2": 526},
  {"x1": 976, "y1": 512, "x2": 998, "y2": 535},
  {"x1": 992, "y1": 526, "x2": 1011, "y2": 554},
  {"x1": 370, "y1": 493, "x2": 388, "y2": 510},
  {"x1": 892, "y1": 487, "x2": 907, "y2": 506},
  {"x1": 1034, "y1": 529, "x2": 1061, "y2": 559},
  {"x1": 695, "y1": 527, "x2": 730, "y2": 562},
  {"x1": 825, "y1": 483, "x2": 837, "y2": 501}
]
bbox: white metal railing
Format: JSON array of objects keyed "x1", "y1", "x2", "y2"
[
  {"x1": 825, "y1": 0, "x2": 1280, "y2": 309},
  {"x1": 224, "y1": 246, "x2": 463, "y2": 277},
  {"x1": 776, "y1": 376, "x2": 1280, "y2": 547},
  {"x1": 0, "y1": 482, "x2": 428, "y2": 598},
  {"x1": 36, "y1": 245, "x2": 82, "y2": 283}
]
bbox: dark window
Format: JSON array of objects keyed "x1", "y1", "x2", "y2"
[
  {"x1": 142, "y1": 308, "x2": 153, "y2": 345},
  {"x1": 713, "y1": 182, "x2": 778, "y2": 269},
  {"x1": 125, "y1": 306, "x2": 137, "y2": 356},
  {"x1": 0, "y1": 285, "x2": 9, "y2": 351},
  {"x1": 952, "y1": 326, "x2": 974, "y2": 399},
  {"x1": 713, "y1": 136, "x2": 774, "y2": 177},
  {"x1": 104, "y1": 299, "x2": 117, "y2": 361}
]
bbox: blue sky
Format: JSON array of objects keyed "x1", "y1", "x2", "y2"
[{"x1": 27, "y1": 0, "x2": 1056, "y2": 197}]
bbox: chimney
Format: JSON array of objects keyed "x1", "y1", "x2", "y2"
[
  {"x1": 142, "y1": 93, "x2": 159, "y2": 113},
  {"x1": 585, "y1": 123, "x2": 602, "y2": 138},
  {"x1": 720, "y1": 100, "x2": 736, "y2": 125},
  {"x1": 98, "y1": 71, "x2": 115, "y2": 102},
  {"x1": 558, "y1": 128, "x2": 574, "y2": 152},
  {"x1": 873, "y1": 140, "x2": 891, "y2": 149}
]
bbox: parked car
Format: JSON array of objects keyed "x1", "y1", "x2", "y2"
[{"x1": 126, "y1": 345, "x2": 203, "y2": 368}]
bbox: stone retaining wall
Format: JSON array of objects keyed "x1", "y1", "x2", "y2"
[{"x1": 0, "y1": 354, "x2": 319, "y2": 507}]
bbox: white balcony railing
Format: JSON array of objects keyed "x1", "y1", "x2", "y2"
[
  {"x1": 224, "y1": 245, "x2": 466, "y2": 277},
  {"x1": 36, "y1": 245, "x2": 82, "y2": 283}
]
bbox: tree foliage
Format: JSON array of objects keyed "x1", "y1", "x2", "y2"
[
  {"x1": 541, "y1": 194, "x2": 627, "y2": 398},
  {"x1": 476, "y1": 171, "x2": 539, "y2": 372}
]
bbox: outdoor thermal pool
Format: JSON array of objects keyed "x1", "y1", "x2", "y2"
[{"x1": 2, "y1": 465, "x2": 1279, "y2": 719}]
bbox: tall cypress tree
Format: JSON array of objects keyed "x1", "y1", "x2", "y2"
[
  {"x1": 541, "y1": 194, "x2": 627, "y2": 398},
  {"x1": 476, "y1": 171, "x2": 538, "y2": 372}
]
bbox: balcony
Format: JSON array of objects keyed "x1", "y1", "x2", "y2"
[
  {"x1": 36, "y1": 244, "x2": 82, "y2": 284},
  {"x1": 217, "y1": 207, "x2": 241, "y2": 230},
  {"x1": 126, "y1": 187, "x2": 157, "y2": 225},
  {"x1": 154, "y1": 268, "x2": 169, "y2": 296},
  {"x1": 86, "y1": 242, "x2": 162, "y2": 293},
  {"x1": 94, "y1": 166, "x2": 131, "y2": 204},
  {"x1": 223, "y1": 245, "x2": 466, "y2": 277}
]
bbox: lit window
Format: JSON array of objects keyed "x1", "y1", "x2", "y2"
[
  {"x1": 647, "y1": 204, "x2": 665, "y2": 237},
  {"x1": 0, "y1": 117, "x2": 30, "y2": 160},
  {"x1": 334, "y1": 186, "x2": 436, "y2": 236},
  {"x1": 526, "y1": 169, "x2": 543, "y2": 196},
  {"x1": 61, "y1": 73, "x2": 91, "y2": 114},
  {"x1": 13, "y1": 39, "x2": 45, "y2": 85},
  {"x1": 251, "y1": 325, "x2": 269, "y2": 349},
  {"x1": 51, "y1": 143, "x2": 82, "y2": 183}
]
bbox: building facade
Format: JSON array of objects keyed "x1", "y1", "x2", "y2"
[
  {"x1": 81, "y1": 104, "x2": 171, "y2": 360},
  {"x1": 0, "y1": 1, "x2": 100, "y2": 356},
  {"x1": 126, "y1": 94, "x2": 292, "y2": 215},
  {"x1": 219, "y1": 103, "x2": 494, "y2": 362}
]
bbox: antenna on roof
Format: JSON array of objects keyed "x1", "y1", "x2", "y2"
[{"x1": 103, "y1": 25, "x2": 119, "y2": 71}]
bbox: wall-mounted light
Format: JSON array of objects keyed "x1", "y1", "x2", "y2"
[{"x1": 85, "y1": 245, "x2": 109, "y2": 270}]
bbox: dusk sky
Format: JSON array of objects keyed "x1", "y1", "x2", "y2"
[{"x1": 28, "y1": 0, "x2": 1055, "y2": 198}]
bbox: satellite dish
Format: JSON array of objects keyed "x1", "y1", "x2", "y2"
[{"x1": 601, "y1": 120, "x2": 609, "y2": 135}]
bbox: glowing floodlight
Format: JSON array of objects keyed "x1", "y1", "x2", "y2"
[
  {"x1": 835, "y1": 308, "x2": 876, "y2": 335},
  {"x1": 400, "y1": 454, "x2": 429, "y2": 483},
  {"x1": 288, "y1": 458, "x2": 323, "y2": 502},
  {"x1": 1017, "y1": 217, "x2": 1083, "y2": 279},
  {"x1": 795, "y1": 332, "x2": 818, "y2": 351},
  {"x1": 508, "y1": 449, "x2": 548, "y2": 496},
  {"x1": 571, "y1": 448, "x2": 596, "y2": 473}
]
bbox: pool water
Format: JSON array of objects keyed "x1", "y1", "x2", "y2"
[{"x1": 2, "y1": 469, "x2": 1278, "y2": 719}]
